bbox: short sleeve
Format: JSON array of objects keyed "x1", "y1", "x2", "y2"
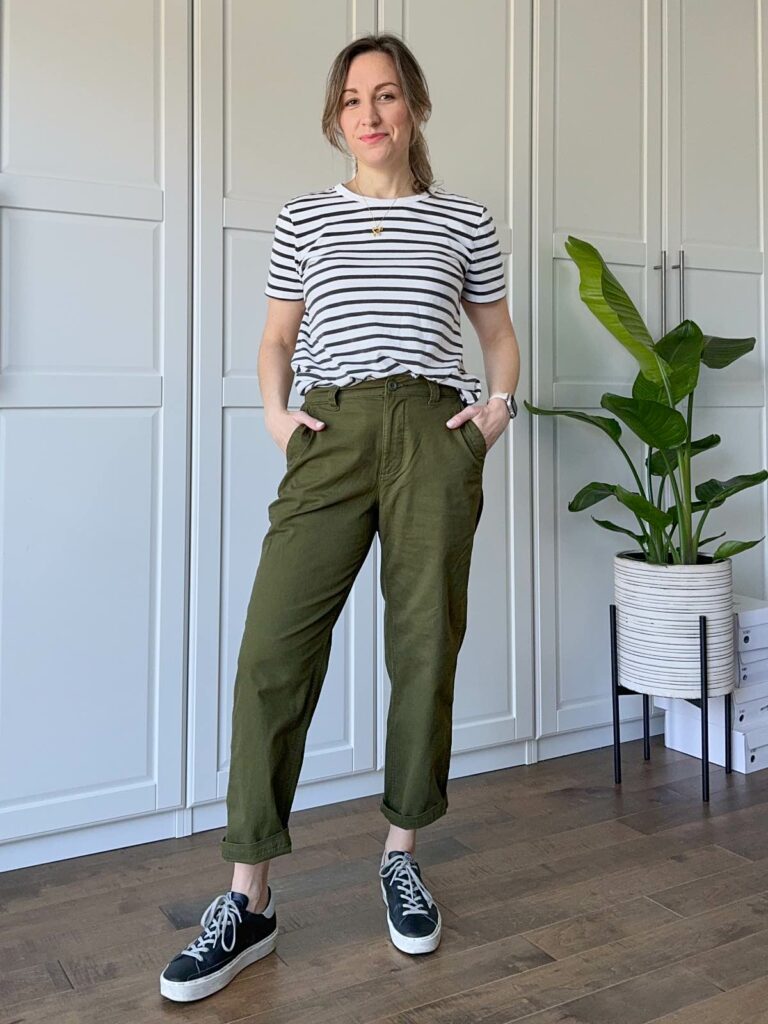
[
  {"x1": 461, "y1": 205, "x2": 507, "y2": 303},
  {"x1": 264, "y1": 204, "x2": 304, "y2": 300}
]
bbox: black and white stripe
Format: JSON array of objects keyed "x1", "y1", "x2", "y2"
[{"x1": 264, "y1": 181, "x2": 506, "y2": 405}]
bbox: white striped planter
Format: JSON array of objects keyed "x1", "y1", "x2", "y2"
[{"x1": 613, "y1": 551, "x2": 736, "y2": 698}]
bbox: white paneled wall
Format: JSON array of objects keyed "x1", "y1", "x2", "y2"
[
  {"x1": 0, "y1": 0, "x2": 191, "y2": 869},
  {"x1": 5, "y1": 0, "x2": 764, "y2": 871},
  {"x1": 533, "y1": 0, "x2": 768, "y2": 748}
]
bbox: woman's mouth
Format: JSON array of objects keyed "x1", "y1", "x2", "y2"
[{"x1": 360, "y1": 133, "x2": 388, "y2": 143}]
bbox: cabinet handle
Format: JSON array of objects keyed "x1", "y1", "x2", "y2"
[
  {"x1": 670, "y1": 248, "x2": 685, "y2": 320},
  {"x1": 653, "y1": 249, "x2": 667, "y2": 334}
]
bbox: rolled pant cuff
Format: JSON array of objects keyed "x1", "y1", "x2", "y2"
[
  {"x1": 220, "y1": 827, "x2": 292, "y2": 864},
  {"x1": 379, "y1": 797, "x2": 448, "y2": 829}
]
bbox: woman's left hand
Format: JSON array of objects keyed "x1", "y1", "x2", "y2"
[{"x1": 445, "y1": 400, "x2": 509, "y2": 451}]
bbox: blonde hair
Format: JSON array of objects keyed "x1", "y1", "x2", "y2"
[{"x1": 321, "y1": 33, "x2": 441, "y2": 194}]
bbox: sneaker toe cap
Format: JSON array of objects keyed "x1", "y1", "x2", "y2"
[
  {"x1": 161, "y1": 955, "x2": 201, "y2": 983},
  {"x1": 399, "y1": 912, "x2": 439, "y2": 938}
]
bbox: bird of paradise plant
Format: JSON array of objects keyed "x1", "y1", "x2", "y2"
[{"x1": 525, "y1": 236, "x2": 768, "y2": 566}]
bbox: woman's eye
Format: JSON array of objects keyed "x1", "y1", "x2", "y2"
[{"x1": 344, "y1": 93, "x2": 396, "y2": 106}]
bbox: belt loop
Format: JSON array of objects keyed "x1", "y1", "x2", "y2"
[
  {"x1": 330, "y1": 384, "x2": 340, "y2": 409},
  {"x1": 426, "y1": 378, "x2": 439, "y2": 405}
]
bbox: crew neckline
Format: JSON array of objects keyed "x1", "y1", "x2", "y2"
[{"x1": 335, "y1": 181, "x2": 431, "y2": 205}]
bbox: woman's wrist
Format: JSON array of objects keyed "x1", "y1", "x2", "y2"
[{"x1": 486, "y1": 396, "x2": 512, "y2": 422}]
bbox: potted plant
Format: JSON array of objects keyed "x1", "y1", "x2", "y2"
[{"x1": 525, "y1": 236, "x2": 768, "y2": 698}]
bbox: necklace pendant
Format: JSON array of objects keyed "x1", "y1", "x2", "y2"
[{"x1": 371, "y1": 223, "x2": 384, "y2": 237}]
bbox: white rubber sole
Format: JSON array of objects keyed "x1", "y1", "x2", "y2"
[
  {"x1": 159, "y1": 925, "x2": 278, "y2": 1002},
  {"x1": 380, "y1": 880, "x2": 441, "y2": 954}
]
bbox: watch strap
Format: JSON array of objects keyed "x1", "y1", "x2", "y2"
[{"x1": 488, "y1": 392, "x2": 518, "y2": 419}]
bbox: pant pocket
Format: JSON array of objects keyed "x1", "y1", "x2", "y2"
[
  {"x1": 285, "y1": 403, "x2": 317, "y2": 466},
  {"x1": 462, "y1": 417, "x2": 488, "y2": 462},
  {"x1": 285, "y1": 423, "x2": 307, "y2": 463}
]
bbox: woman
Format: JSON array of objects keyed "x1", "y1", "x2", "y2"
[{"x1": 161, "y1": 32, "x2": 520, "y2": 1002}]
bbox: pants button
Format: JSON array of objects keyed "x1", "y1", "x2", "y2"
[{"x1": 388, "y1": 380, "x2": 398, "y2": 391}]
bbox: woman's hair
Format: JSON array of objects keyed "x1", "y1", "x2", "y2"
[{"x1": 321, "y1": 33, "x2": 441, "y2": 194}]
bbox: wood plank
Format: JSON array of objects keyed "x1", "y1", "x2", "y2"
[
  {"x1": 648, "y1": 974, "x2": 768, "y2": 1023},
  {"x1": 520, "y1": 895, "x2": 681, "y2": 959},
  {"x1": 456, "y1": 845, "x2": 745, "y2": 943},
  {"x1": 647, "y1": 855, "x2": 768, "y2": 917},
  {"x1": 483, "y1": 962, "x2": 720, "y2": 1024},
  {"x1": 682, "y1": 926, "x2": 768, "y2": 991},
  {"x1": 0, "y1": 960, "x2": 73, "y2": 1010}
]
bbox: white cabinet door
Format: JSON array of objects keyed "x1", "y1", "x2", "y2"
[
  {"x1": 533, "y1": 0, "x2": 768, "y2": 743},
  {"x1": 0, "y1": 0, "x2": 191, "y2": 858},
  {"x1": 664, "y1": 0, "x2": 768, "y2": 600},
  {"x1": 190, "y1": 0, "x2": 382, "y2": 818},
  {"x1": 379, "y1": 0, "x2": 535, "y2": 753},
  {"x1": 533, "y1": 0, "x2": 664, "y2": 739}
]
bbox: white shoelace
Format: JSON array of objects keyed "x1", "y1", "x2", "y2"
[
  {"x1": 182, "y1": 893, "x2": 243, "y2": 961},
  {"x1": 380, "y1": 853, "x2": 435, "y2": 917}
]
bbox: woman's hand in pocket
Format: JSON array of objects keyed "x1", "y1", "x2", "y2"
[
  {"x1": 268, "y1": 409, "x2": 326, "y2": 455},
  {"x1": 445, "y1": 400, "x2": 508, "y2": 452}
]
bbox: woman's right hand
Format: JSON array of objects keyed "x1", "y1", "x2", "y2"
[{"x1": 268, "y1": 409, "x2": 326, "y2": 455}]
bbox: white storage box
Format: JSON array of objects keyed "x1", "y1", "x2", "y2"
[
  {"x1": 732, "y1": 595, "x2": 768, "y2": 677},
  {"x1": 738, "y1": 656, "x2": 768, "y2": 686},
  {"x1": 732, "y1": 677, "x2": 768, "y2": 709},
  {"x1": 655, "y1": 690, "x2": 768, "y2": 733},
  {"x1": 656, "y1": 695, "x2": 768, "y2": 773},
  {"x1": 738, "y1": 646, "x2": 768, "y2": 666},
  {"x1": 733, "y1": 593, "x2": 768, "y2": 627},
  {"x1": 734, "y1": 593, "x2": 768, "y2": 655}
]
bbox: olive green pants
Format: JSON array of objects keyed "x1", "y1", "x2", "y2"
[{"x1": 220, "y1": 372, "x2": 486, "y2": 864}]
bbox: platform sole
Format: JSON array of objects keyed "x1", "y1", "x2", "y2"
[{"x1": 160, "y1": 924, "x2": 278, "y2": 1002}]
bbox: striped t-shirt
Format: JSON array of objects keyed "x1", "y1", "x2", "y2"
[{"x1": 264, "y1": 182, "x2": 506, "y2": 405}]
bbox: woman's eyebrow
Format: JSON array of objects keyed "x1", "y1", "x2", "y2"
[{"x1": 342, "y1": 82, "x2": 399, "y2": 94}]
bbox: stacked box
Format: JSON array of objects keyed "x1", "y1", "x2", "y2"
[{"x1": 654, "y1": 593, "x2": 768, "y2": 773}]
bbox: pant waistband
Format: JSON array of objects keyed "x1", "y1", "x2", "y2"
[{"x1": 305, "y1": 373, "x2": 462, "y2": 408}]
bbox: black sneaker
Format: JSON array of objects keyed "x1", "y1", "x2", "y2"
[
  {"x1": 379, "y1": 850, "x2": 441, "y2": 954},
  {"x1": 159, "y1": 888, "x2": 278, "y2": 1002}
]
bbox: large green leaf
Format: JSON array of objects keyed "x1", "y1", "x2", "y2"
[
  {"x1": 591, "y1": 517, "x2": 645, "y2": 544},
  {"x1": 646, "y1": 434, "x2": 721, "y2": 477},
  {"x1": 568, "y1": 481, "x2": 617, "y2": 511},
  {"x1": 631, "y1": 320, "x2": 705, "y2": 405},
  {"x1": 600, "y1": 393, "x2": 688, "y2": 449},
  {"x1": 565, "y1": 236, "x2": 671, "y2": 384},
  {"x1": 695, "y1": 470, "x2": 768, "y2": 506},
  {"x1": 667, "y1": 500, "x2": 709, "y2": 522},
  {"x1": 522, "y1": 400, "x2": 622, "y2": 442},
  {"x1": 701, "y1": 334, "x2": 756, "y2": 369},
  {"x1": 614, "y1": 483, "x2": 674, "y2": 528},
  {"x1": 698, "y1": 531, "x2": 726, "y2": 547},
  {"x1": 570, "y1": 481, "x2": 672, "y2": 529},
  {"x1": 712, "y1": 538, "x2": 765, "y2": 561}
]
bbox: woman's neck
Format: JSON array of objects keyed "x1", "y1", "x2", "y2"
[{"x1": 346, "y1": 173, "x2": 423, "y2": 199}]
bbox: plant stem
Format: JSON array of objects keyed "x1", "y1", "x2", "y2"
[
  {"x1": 679, "y1": 391, "x2": 695, "y2": 562},
  {"x1": 693, "y1": 506, "x2": 711, "y2": 549},
  {"x1": 660, "y1": 449, "x2": 691, "y2": 560},
  {"x1": 618, "y1": 438, "x2": 651, "y2": 552}
]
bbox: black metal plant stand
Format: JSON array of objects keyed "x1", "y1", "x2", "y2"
[{"x1": 609, "y1": 603, "x2": 733, "y2": 801}]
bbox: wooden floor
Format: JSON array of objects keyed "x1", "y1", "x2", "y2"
[{"x1": 2, "y1": 737, "x2": 768, "y2": 1024}]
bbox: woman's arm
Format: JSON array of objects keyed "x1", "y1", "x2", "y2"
[
  {"x1": 447, "y1": 296, "x2": 521, "y2": 448},
  {"x1": 259, "y1": 297, "x2": 326, "y2": 452}
]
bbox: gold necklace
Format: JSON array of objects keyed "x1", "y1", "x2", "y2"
[{"x1": 352, "y1": 175, "x2": 399, "y2": 237}]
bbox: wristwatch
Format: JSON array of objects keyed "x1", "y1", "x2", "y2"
[{"x1": 488, "y1": 391, "x2": 518, "y2": 419}]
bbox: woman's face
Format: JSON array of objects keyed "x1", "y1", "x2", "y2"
[{"x1": 338, "y1": 52, "x2": 414, "y2": 174}]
